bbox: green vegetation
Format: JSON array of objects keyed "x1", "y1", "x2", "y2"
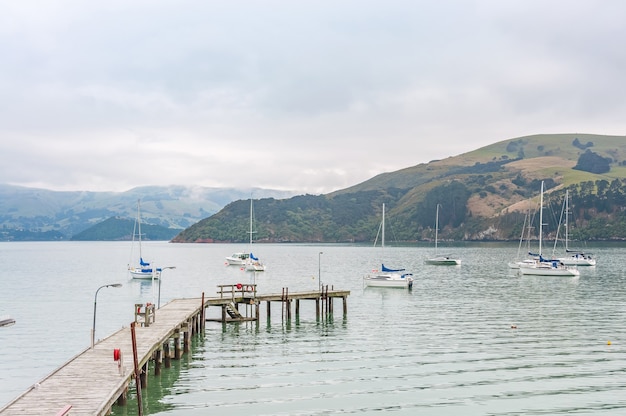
[
  {"x1": 173, "y1": 133, "x2": 626, "y2": 243},
  {"x1": 71, "y1": 217, "x2": 179, "y2": 241}
]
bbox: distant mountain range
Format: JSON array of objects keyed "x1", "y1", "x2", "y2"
[
  {"x1": 4, "y1": 133, "x2": 626, "y2": 242},
  {"x1": 0, "y1": 185, "x2": 296, "y2": 241}
]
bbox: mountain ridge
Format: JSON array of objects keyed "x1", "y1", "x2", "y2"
[
  {"x1": 3, "y1": 133, "x2": 626, "y2": 242},
  {"x1": 172, "y1": 133, "x2": 626, "y2": 243},
  {"x1": 0, "y1": 184, "x2": 297, "y2": 241}
]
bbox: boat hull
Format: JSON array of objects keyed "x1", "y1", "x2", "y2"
[
  {"x1": 518, "y1": 263, "x2": 580, "y2": 277},
  {"x1": 225, "y1": 253, "x2": 249, "y2": 266},
  {"x1": 508, "y1": 259, "x2": 536, "y2": 269},
  {"x1": 425, "y1": 256, "x2": 461, "y2": 266},
  {"x1": 557, "y1": 256, "x2": 596, "y2": 266},
  {"x1": 364, "y1": 274, "x2": 413, "y2": 289},
  {"x1": 129, "y1": 268, "x2": 160, "y2": 280},
  {"x1": 245, "y1": 261, "x2": 266, "y2": 272}
]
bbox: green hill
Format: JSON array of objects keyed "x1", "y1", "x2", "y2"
[
  {"x1": 172, "y1": 133, "x2": 626, "y2": 243},
  {"x1": 71, "y1": 217, "x2": 179, "y2": 241}
]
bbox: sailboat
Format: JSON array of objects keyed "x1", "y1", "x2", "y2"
[
  {"x1": 225, "y1": 252, "x2": 249, "y2": 266},
  {"x1": 363, "y1": 203, "x2": 413, "y2": 288},
  {"x1": 519, "y1": 182, "x2": 580, "y2": 277},
  {"x1": 128, "y1": 199, "x2": 161, "y2": 280},
  {"x1": 245, "y1": 198, "x2": 266, "y2": 272},
  {"x1": 508, "y1": 202, "x2": 537, "y2": 269},
  {"x1": 555, "y1": 190, "x2": 596, "y2": 266},
  {"x1": 425, "y1": 204, "x2": 461, "y2": 265}
]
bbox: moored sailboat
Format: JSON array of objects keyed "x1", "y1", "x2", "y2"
[
  {"x1": 364, "y1": 203, "x2": 413, "y2": 289},
  {"x1": 519, "y1": 182, "x2": 580, "y2": 277},
  {"x1": 245, "y1": 198, "x2": 266, "y2": 272},
  {"x1": 128, "y1": 199, "x2": 161, "y2": 280},
  {"x1": 554, "y1": 190, "x2": 596, "y2": 266},
  {"x1": 425, "y1": 204, "x2": 461, "y2": 265}
]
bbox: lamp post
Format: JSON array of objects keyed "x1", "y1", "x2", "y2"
[
  {"x1": 318, "y1": 252, "x2": 323, "y2": 292},
  {"x1": 158, "y1": 266, "x2": 176, "y2": 309},
  {"x1": 91, "y1": 283, "x2": 122, "y2": 349}
]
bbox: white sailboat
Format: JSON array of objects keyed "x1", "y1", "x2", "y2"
[
  {"x1": 508, "y1": 202, "x2": 537, "y2": 269},
  {"x1": 225, "y1": 252, "x2": 249, "y2": 266},
  {"x1": 364, "y1": 203, "x2": 413, "y2": 289},
  {"x1": 245, "y1": 198, "x2": 266, "y2": 272},
  {"x1": 519, "y1": 182, "x2": 580, "y2": 277},
  {"x1": 128, "y1": 199, "x2": 161, "y2": 280},
  {"x1": 555, "y1": 190, "x2": 596, "y2": 266},
  {"x1": 425, "y1": 204, "x2": 461, "y2": 265}
]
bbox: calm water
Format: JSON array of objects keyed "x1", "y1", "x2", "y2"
[{"x1": 1, "y1": 241, "x2": 626, "y2": 415}]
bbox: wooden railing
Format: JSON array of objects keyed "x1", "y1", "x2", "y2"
[{"x1": 216, "y1": 283, "x2": 257, "y2": 300}]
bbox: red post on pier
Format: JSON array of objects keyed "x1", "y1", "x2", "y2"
[{"x1": 130, "y1": 322, "x2": 143, "y2": 416}]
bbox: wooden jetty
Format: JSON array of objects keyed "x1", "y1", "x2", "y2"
[{"x1": 0, "y1": 285, "x2": 349, "y2": 416}]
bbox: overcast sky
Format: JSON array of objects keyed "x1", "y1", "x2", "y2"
[{"x1": 1, "y1": 1, "x2": 625, "y2": 194}]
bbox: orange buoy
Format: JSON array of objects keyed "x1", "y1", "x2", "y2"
[{"x1": 236, "y1": 283, "x2": 242, "y2": 290}]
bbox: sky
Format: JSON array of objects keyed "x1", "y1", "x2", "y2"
[{"x1": 1, "y1": 1, "x2": 625, "y2": 195}]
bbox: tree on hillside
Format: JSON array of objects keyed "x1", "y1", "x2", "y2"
[
  {"x1": 572, "y1": 138, "x2": 594, "y2": 150},
  {"x1": 573, "y1": 149, "x2": 610, "y2": 174},
  {"x1": 417, "y1": 181, "x2": 470, "y2": 229}
]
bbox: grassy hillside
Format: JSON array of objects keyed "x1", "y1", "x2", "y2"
[{"x1": 174, "y1": 133, "x2": 626, "y2": 243}]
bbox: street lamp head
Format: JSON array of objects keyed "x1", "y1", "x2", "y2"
[{"x1": 92, "y1": 283, "x2": 122, "y2": 349}]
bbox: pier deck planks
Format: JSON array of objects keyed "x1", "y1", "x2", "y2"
[
  {"x1": 0, "y1": 289, "x2": 349, "y2": 416},
  {"x1": 0, "y1": 298, "x2": 204, "y2": 416}
]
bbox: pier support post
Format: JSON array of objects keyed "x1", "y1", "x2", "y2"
[
  {"x1": 174, "y1": 330, "x2": 181, "y2": 360},
  {"x1": 201, "y1": 292, "x2": 206, "y2": 331},
  {"x1": 343, "y1": 296, "x2": 347, "y2": 315},
  {"x1": 315, "y1": 298, "x2": 320, "y2": 320},
  {"x1": 140, "y1": 362, "x2": 148, "y2": 389},
  {"x1": 155, "y1": 349, "x2": 162, "y2": 376},
  {"x1": 267, "y1": 301, "x2": 271, "y2": 319},
  {"x1": 295, "y1": 299, "x2": 300, "y2": 318},
  {"x1": 116, "y1": 387, "x2": 128, "y2": 406},
  {"x1": 183, "y1": 322, "x2": 190, "y2": 354},
  {"x1": 164, "y1": 341, "x2": 171, "y2": 368}
]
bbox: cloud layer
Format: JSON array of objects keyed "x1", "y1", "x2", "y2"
[{"x1": 1, "y1": 1, "x2": 625, "y2": 193}]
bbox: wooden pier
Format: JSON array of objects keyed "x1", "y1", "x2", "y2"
[{"x1": 0, "y1": 285, "x2": 349, "y2": 416}]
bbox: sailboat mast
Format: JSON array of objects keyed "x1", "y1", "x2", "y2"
[
  {"x1": 249, "y1": 198, "x2": 253, "y2": 246},
  {"x1": 381, "y1": 204, "x2": 385, "y2": 248},
  {"x1": 539, "y1": 181, "x2": 544, "y2": 257},
  {"x1": 435, "y1": 204, "x2": 439, "y2": 254},
  {"x1": 564, "y1": 190, "x2": 569, "y2": 252},
  {"x1": 137, "y1": 199, "x2": 143, "y2": 260}
]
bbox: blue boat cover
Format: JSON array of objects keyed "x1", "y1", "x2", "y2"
[
  {"x1": 140, "y1": 257, "x2": 150, "y2": 266},
  {"x1": 382, "y1": 264, "x2": 405, "y2": 272},
  {"x1": 250, "y1": 253, "x2": 259, "y2": 261},
  {"x1": 528, "y1": 252, "x2": 547, "y2": 261}
]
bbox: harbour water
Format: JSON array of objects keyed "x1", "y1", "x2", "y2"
[{"x1": 1, "y1": 241, "x2": 626, "y2": 415}]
